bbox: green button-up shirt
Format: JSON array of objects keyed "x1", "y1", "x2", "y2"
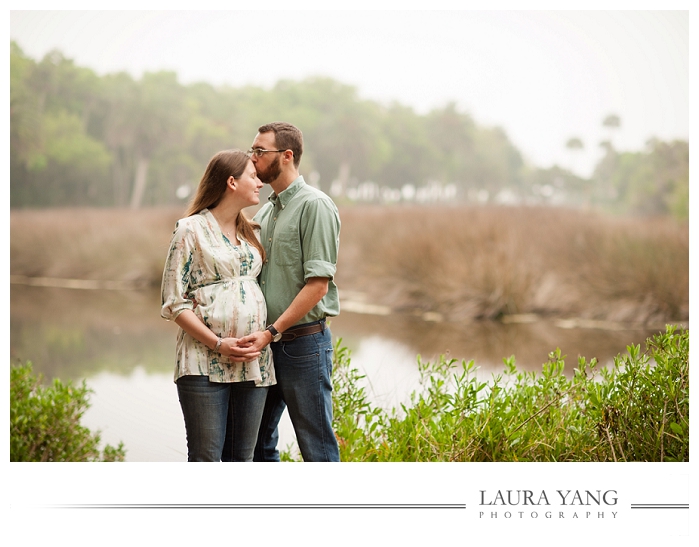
[{"x1": 253, "y1": 176, "x2": 341, "y2": 326}]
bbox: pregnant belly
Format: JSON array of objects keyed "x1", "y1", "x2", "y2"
[{"x1": 192, "y1": 280, "x2": 267, "y2": 337}]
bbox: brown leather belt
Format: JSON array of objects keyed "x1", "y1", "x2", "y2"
[{"x1": 279, "y1": 320, "x2": 326, "y2": 342}]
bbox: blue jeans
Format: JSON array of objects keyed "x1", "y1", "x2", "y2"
[
  {"x1": 176, "y1": 375, "x2": 268, "y2": 462},
  {"x1": 254, "y1": 323, "x2": 340, "y2": 462}
]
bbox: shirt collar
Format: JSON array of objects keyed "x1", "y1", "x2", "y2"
[{"x1": 269, "y1": 176, "x2": 305, "y2": 208}]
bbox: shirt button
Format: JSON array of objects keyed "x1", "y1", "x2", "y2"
[
  {"x1": 261, "y1": 281, "x2": 265, "y2": 285},
  {"x1": 268, "y1": 237, "x2": 272, "y2": 242}
]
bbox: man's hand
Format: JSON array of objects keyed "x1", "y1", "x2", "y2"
[
  {"x1": 219, "y1": 336, "x2": 262, "y2": 362},
  {"x1": 237, "y1": 330, "x2": 272, "y2": 353}
]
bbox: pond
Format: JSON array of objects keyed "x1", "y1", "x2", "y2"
[{"x1": 10, "y1": 284, "x2": 666, "y2": 461}]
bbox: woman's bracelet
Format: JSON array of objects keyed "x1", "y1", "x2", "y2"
[{"x1": 214, "y1": 337, "x2": 223, "y2": 352}]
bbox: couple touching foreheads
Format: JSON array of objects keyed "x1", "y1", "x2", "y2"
[{"x1": 161, "y1": 121, "x2": 341, "y2": 462}]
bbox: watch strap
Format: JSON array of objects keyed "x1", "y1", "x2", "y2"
[{"x1": 266, "y1": 324, "x2": 282, "y2": 342}]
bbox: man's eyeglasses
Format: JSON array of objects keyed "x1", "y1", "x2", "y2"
[{"x1": 247, "y1": 148, "x2": 287, "y2": 157}]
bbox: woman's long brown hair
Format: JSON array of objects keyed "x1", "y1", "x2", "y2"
[{"x1": 186, "y1": 149, "x2": 266, "y2": 262}]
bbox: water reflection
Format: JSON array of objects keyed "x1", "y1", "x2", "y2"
[
  {"x1": 11, "y1": 285, "x2": 666, "y2": 461},
  {"x1": 329, "y1": 307, "x2": 664, "y2": 375},
  {"x1": 79, "y1": 367, "x2": 187, "y2": 461}
]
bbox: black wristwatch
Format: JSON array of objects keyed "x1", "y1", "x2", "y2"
[{"x1": 266, "y1": 324, "x2": 282, "y2": 342}]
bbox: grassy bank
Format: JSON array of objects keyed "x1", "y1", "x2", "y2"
[
  {"x1": 338, "y1": 205, "x2": 688, "y2": 324},
  {"x1": 10, "y1": 205, "x2": 688, "y2": 324},
  {"x1": 9, "y1": 207, "x2": 180, "y2": 287},
  {"x1": 328, "y1": 325, "x2": 689, "y2": 462}
]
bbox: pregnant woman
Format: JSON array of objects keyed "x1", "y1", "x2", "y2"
[{"x1": 161, "y1": 149, "x2": 275, "y2": 461}]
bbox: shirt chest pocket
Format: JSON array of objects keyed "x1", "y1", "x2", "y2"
[{"x1": 273, "y1": 227, "x2": 302, "y2": 266}]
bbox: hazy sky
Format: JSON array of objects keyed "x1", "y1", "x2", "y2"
[{"x1": 9, "y1": 9, "x2": 689, "y2": 177}]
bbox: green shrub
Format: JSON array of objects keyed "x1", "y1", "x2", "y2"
[
  {"x1": 10, "y1": 362, "x2": 126, "y2": 462},
  {"x1": 585, "y1": 326, "x2": 689, "y2": 462},
  {"x1": 330, "y1": 325, "x2": 688, "y2": 462}
]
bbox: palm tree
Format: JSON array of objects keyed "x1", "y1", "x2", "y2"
[
  {"x1": 565, "y1": 136, "x2": 584, "y2": 173},
  {"x1": 602, "y1": 114, "x2": 621, "y2": 149}
]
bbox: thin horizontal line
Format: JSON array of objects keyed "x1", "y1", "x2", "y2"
[
  {"x1": 49, "y1": 503, "x2": 466, "y2": 510},
  {"x1": 630, "y1": 504, "x2": 688, "y2": 509}
]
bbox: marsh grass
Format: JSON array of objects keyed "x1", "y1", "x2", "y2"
[
  {"x1": 11, "y1": 207, "x2": 183, "y2": 286},
  {"x1": 337, "y1": 205, "x2": 688, "y2": 324},
  {"x1": 329, "y1": 325, "x2": 689, "y2": 462},
  {"x1": 11, "y1": 205, "x2": 688, "y2": 323},
  {"x1": 573, "y1": 217, "x2": 690, "y2": 321}
]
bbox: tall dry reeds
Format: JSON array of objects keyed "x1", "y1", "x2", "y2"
[
  {"x1": 335, "y1": 205, "x2": 688, "y2": 324},
  {"x1": 10, "y1": 207, "x2": 183, "y2": 287},
  {"x1": 10, "y1": 205, "x2": 689, "y2": 324}
]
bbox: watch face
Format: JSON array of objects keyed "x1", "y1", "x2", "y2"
[{"x1": 267, "y1": 325, "x2": 281, "y2": 342}]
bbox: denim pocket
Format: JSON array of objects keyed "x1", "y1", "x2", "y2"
[{"x1": 280, "y1": 337, "x2": 320, "y2": 360}]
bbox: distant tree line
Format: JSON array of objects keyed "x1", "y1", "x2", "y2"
[{"x1": 10, "y1": 42, "x2": 688, "y2": 218}]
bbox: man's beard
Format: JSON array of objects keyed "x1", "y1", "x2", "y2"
[{"x1": 258, "y1": 155, "x2": 282, "y2": 184}]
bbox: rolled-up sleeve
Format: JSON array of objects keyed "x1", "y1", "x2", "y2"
[
  {"x1": 161, "y1": 220, "x2": 196, "y2": 321},
  {"x1": 301, "y1": 198, "x2": 340, "y2": 281}
]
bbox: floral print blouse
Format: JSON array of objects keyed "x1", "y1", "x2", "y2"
[{"x1": 161, "y1": 209, "x2": 274, "y2": 386}]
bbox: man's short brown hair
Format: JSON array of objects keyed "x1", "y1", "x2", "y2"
[{"x1": 258, "y1": 122, "x2": 303, "y2": 168}]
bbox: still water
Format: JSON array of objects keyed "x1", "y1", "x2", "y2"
[{"x1": 10, "y1": 284, "x2": 666, "y2": 461}]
